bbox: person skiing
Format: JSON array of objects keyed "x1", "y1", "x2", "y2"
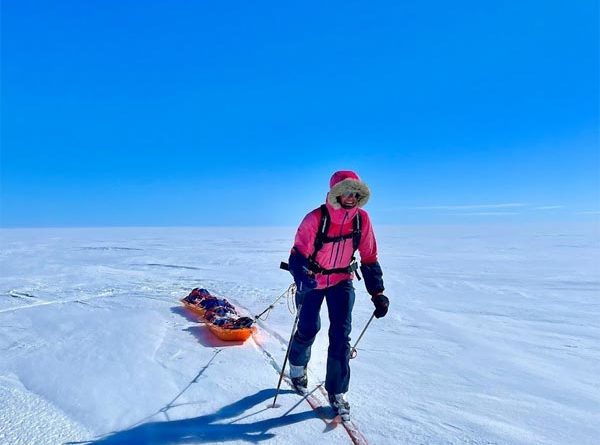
[{"x1": 286, "y1": 170, "x2": 389, "y2": 419}]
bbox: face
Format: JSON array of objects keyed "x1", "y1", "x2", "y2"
[{"x1": 339, "y1": 192, "x2": 360, "y2": 209}]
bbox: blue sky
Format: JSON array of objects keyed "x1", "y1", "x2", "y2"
[{"x1": 1, "y1": 0, "x2": 598, "y2": 227}]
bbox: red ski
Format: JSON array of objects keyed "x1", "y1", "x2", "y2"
[{"x1": 315, "y1": 385, "x2": 370, "y2": 445}]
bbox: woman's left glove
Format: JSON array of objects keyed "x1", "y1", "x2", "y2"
[
  {"x1": 288, "y1": 249, "x2": 317, "y2": 291},
  {"x1": 371, "y1": 294, "x2": 389, "y2": 318}
]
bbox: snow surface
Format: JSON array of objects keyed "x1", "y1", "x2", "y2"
[{"x1": 1, "y1": 224, "x2": 599, "y2": 445}]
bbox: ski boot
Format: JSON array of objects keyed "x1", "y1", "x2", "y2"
[
  {"x1": 289, "y1": 364, "x2": 308, "y2": 393},
  {"x1": 328, "y1": 393, "x2": 351, "y2": 421}
]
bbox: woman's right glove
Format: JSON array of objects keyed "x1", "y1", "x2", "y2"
[
  {"x1": 288, "y1": 249, "x2": 317, "y2": 291},
  {"x1": 371, "y1": 293, "x2": 389, "y2": 318}
]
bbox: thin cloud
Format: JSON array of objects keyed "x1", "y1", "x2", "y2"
[
  {"x1": 410, "y1": 203, "x2": 526, "y2": 210},
  {"x1": 577, "y1": 211, "x2": 600, "y2": 215},
  {"x1": 535, "y1": 206, "x2": 564, "y2": 210}
]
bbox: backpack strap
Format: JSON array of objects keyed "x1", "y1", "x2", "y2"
[
  {"x1": 352, "y1": 210, "x2": 362, "y2": 251},
  {"x1": 305, "y1": 206, "x2": 363, "y2": 280},
  {"x1": 309, "y1": 204, "x2": 330, "y2": 263}
]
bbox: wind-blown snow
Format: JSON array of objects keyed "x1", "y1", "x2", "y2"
[{"x1": 1, "y1": 224, "x2": 598, "y2": 444}]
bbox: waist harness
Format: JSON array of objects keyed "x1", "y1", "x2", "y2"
[{"x1": 306, "y1": 204, "x2": 362, "y2": 280}]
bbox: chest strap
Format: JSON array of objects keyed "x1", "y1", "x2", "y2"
[{"x1": 307, "y1": 205, "x2": 362, "y2": 280}]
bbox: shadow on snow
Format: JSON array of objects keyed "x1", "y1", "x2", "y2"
[
  {"x1": 66, "y1": 304, "x2": 319, "y2": 444},
  {"x1": 67, "y1": 388, "x2": 328, "y2": 445}
]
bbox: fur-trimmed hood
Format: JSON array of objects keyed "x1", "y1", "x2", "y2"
[{"x1": 326, "y1": 170, "x2": 371, "y2": 210}]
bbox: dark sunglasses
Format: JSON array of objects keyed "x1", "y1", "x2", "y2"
[{"x1": 341, "y1": 192, "x2": 361, "y2": 199}]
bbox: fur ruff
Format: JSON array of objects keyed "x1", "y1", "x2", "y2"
[{"x1": 327, "y1": 178, "x2": 371, "y2": 209}]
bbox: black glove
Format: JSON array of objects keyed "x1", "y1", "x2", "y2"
[
  {"x1": 371, "y1": 294, "x2": 389, "y2": 318},
  {"x1": 288, "y1": 249, "x2": 317, "y2": 291}
]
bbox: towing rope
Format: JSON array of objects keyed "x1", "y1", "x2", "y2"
[{"x1": 254, "y1": 283, "x2": 297, "y2": 321}]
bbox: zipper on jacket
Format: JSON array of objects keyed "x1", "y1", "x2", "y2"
[{"x1": 327, "y1": 211, "x2": 348, "y2": 288}]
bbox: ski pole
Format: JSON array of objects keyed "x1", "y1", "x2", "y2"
[
  {"x1": 350, "y1": 313, "x2": 375, "y2": 359},
  {"x1": 272, "y1": 303, "x2": 302, "y2": 408}
]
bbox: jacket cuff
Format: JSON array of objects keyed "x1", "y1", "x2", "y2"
[{"x1": 360, "y1": 261, "x2": 385, "y2": 296}]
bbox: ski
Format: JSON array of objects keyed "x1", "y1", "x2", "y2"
[
  {"x1": 281, "y1": 376, "x2": 337, "y2": 427},
  {"x1": 335, "y1": 416, "x2": 369, "y2": 445},
  {"x1": 251, "y1": 334, "x2": 369, "y2": 443},
  {"x1": 316, "y1": 385, "x2": 370, "y2": 445}
]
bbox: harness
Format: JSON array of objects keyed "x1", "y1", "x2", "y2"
[{"x1": 305, "y1": 204, "x2": 362, "y2": 280}]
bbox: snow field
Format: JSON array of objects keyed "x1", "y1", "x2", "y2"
[{"x1": 1, "y1": 224, "x2": 598, "y2": 444}]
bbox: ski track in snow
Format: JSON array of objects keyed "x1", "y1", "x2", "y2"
[
  {"x1": 1, "y1": 225, "x2": 599, "y2": 444},
  {"x1": 0, "y1": 293, "x2": 113, "y2": 314}
]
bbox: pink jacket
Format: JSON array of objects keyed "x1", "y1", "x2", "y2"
[{"x1": 293, "y1": 201, "x2": 379, "y2": 289}]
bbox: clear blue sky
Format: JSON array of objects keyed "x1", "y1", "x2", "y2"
[{"x1": 1, "y1": 0, "x2": 598, "y2": 227}]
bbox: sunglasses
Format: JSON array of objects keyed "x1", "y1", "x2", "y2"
[{"x1": 341, "y1": 192, "x2": 361, "y2": 199}]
